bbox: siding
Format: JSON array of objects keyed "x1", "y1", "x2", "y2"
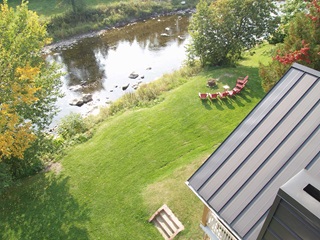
[{"x1": 258, "y1": 170, "x2": 320, "y2": 240}]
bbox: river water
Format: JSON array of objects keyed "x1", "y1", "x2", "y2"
[{"x1": 45, "y1": 14, "x2": 191, "y2": 127}]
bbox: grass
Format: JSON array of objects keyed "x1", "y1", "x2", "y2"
[
  {"x1": 241, "y1": 41, "x2": 276, "y2": 67},
  {"x1": 6, "y1": 0, "x2": 197, "y2": 40},
  {"x1": 0, "y1": 43, "x2": 271, "y2": 239},
  {"x1": 6, "y1": 0, "x2": 199, "y2": 41},
  {"x1": 6, "y1": 0, "x2": 119, "y2": 18}
]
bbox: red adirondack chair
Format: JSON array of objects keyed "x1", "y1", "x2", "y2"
[
  {"x1": 199, "y1": 93, "x2": 208, "y2": 100},
  {"x1": 237, "y1": 75, "x2": 248, "y2": 85},
  {"x1": 218, "y1": 91, "x2": 229, "y2": 99},
  {"x1": 208, "y1": 93, "x2": 219, "y2": 100},
  {"x1": 227, "y1": 90, "x2": 237, "y2": 97},
  {"x1": 235, "y1": 83, "x2": 245, "y2": 90},
  {"x1": 233, "y1": 87, "x2": 241, "y2": 94}
]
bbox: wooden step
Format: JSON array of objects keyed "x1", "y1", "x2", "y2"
[{"x1": 149, "y1": 204, "x2": 184, "y2": 240}]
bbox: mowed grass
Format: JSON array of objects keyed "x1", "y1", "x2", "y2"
[{"x1": 0, "y1": 43, "x2": 272, "y2": 239}]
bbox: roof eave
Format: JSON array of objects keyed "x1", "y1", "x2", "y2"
[{"x1": 185, "y1": 181, "x2": 243, "y2": 240}]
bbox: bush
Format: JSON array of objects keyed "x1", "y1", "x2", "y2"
[
  {"x1": 0, "y1": 162, "x2": 13, "y2": 194},
  {"x1": 57, "y1": 113, "x2": 89, "y2": 140}
]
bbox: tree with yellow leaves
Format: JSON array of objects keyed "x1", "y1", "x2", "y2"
[{"x1": 0, "y1": 1, "x2": 62, "y2": 162}]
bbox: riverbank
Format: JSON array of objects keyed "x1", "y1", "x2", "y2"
[
  {"x1": 44, "y1": 8, "x2": 195, "y2": 51},
  {"x1": 47, "y1": 1, "x2": 196, "y2": 42},
  {"x1": 8, "y1": 0, "x2": 197, "y2": 42},
  {"x1": 45, "y1": 13, "x2": 192, "y2": 133}
]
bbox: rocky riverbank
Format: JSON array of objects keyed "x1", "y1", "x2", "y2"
[
  {"x1": 43, "y1": 8, "x2": 195, "y2": 53},
  {"x1": 46, "y1": 11, "x2": 193, "y2": 132}
]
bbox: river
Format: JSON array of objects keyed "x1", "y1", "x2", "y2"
[{"x1": 45, "y1": 14, "x2": 191, "y2": 127}]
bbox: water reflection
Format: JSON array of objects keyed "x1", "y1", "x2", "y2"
[{"x1": 48, "y1": 14, "x2": 190, "y2": 126}]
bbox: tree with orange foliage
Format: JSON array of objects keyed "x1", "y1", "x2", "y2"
[
  {"x1": 0, "y1": 1, "x2": 62, "y2": 162},
  {"x1": 260, "y1": 0, "x2": 320, "y2": 92}
]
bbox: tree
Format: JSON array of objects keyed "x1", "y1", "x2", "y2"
[
  {"x1": 0, "y1": 0, "x2": 62, "y2": 160},
  {"x1": 187, "y1": 0, "x2": 278, "y2": 66},
  {"x1": 58, "y1": 0, "x2": 86, "y2": 14},
  {"x1": 260, "y1": 0, "x2": 320, "y2": 92},
  {"x1": 268, "y1": 0, "x2": 308, "y2": 44},
  {"x1": 281, "y1": 0, "x2": 308, "y2": 24}
]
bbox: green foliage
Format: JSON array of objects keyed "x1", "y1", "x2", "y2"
[
  {"x1": 6, "y1": 133, "x2": 64, "y2": 177},
  {"x1": 0, "y1": 1, "x2": 59, "y2": 128},
  {"x1": 57, "y1": 113, "x2": 90, "y2": 140},
  {"x1": 0, "y1": 162, "x2": 12, "y2": 194},
  {"x1": 69, "y1": 0, "x2": 87, "y2": 14},
  {"x1": 260, "y1": 1, "x2": 320, "y2": 92},
  {"x1": 187, "y1": 0, "x2": 279, "y2": 67},
  {"x1": 259, "y1": 60, "x2": 287, "y2": 92},
  {"x1": 47, "y1": 0, "x2": 182, "y2": 40},
  {"x1": 0, "y1": 1, "x2": 62, "y2": 160},
  {"x1": 268, "y1": 0, "x2": 309, "y2": 44},
  {"x1": 0, "y1": 132, "x2": 65, "y2": 194},
  {"x1": 267, "y1": 25, "x2": 286, "y2": 44},
  {"x1": 281, "y1": 0, "x2": 308, "y2": 24},
  {"x1": 7, "y1": 0, "x2": 196, "y2": 41}
]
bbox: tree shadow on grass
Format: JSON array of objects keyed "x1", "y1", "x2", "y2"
[
  {"x1": 210, "y1": 100, "x2": 224, "y2": 111},
  {"x1": 0, "y1": 172, "x2": 90, "y2": 240},
  {"x1": 207, "y1": 98, "x2": 235, "y2": 110},
  {"x1": 220, "y1": 98, "x2": 236, "y2": 109},
  {"x1": 224, "y1": 91, "x2": 252, "y2": 109},
  {"x1": 201, "y1": 99, "x2": 213, "y2": 110}
]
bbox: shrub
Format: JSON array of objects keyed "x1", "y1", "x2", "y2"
[
  {"x1": 0, "y1": 162, "x2": 13, "y2": 194},
  {"x1": 57, "y1": 113, "x2": 89, "y2": 140},
  {"x1": 260, "y1": 1, "x2": 320, "y2": 92}
]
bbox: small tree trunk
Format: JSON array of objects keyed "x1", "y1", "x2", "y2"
[{"x1": 70, "y1": 0, "x2": 77, "y2": 14}]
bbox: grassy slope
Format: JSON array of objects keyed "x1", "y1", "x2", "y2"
[
  {"x1": 6, "y1": 0, "x2": 119, "y2": 17},
  {"x1": 0, "y1": 43, "x2": 273, "y2": 239}
]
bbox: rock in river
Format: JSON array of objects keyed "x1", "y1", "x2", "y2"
[
  {"x1": 82, "y1": 94, "x2": 93, "y2": 103},
  {"x1": 129, "y1": 71, "x2": 139, "y2": 79},
  {"x1": 69, "y1": 94, "x2": 93, "y2": 107},
  {"x1": 70, "y1": 99, "x2": 84, "y2": 107},
  {"x1": 122, "y1": 83, "x2": 130, "y2": 91}
]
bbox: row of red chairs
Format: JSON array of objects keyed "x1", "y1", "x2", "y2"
[{"x1": 199, "y1": 75, "x2": 248, "y2": 100}]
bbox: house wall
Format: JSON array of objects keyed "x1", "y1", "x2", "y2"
[{"x1": 201, "y1": 205, "x2": 238, "y2": 240}]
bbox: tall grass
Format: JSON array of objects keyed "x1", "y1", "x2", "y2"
[
  {"x1": 48, "y1": 0, "x2": 195, "y2": 40},
  {"x1": 92, "y1": 64, "x2": 201, "y2": 124}
]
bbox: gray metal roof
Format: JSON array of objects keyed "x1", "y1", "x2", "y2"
[
  {"x1": 257, "y1": 169, "x2": 320, "y2": 240},
  {"x1": 187, "y1": 63, "x2": 320, "y2": 240}
]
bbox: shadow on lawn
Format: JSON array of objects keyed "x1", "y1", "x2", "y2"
[
  {"x1": 201, "y1": 99, "x2": 213, "y2": 110},
  {"x1": 201, "y1": 65, "x2": 265, "y2": 110},
  {"x1": 0, "y1": 173, "x2": 90, "y2": 240}
]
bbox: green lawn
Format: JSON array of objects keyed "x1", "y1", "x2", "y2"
[{"x1": 0, "y1": 43, "x2": 272, "y2": 239}]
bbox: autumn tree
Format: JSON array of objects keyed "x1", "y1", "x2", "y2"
[
  {"x1": 0, "y1": 1, "x2": 62, "y2": 161},
  {"x1": 260, "y1": 0, "x2": 320, "y2": 92},
  {"x1": 187, "y1": 0, "x2": 279, "y2": 66}
]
